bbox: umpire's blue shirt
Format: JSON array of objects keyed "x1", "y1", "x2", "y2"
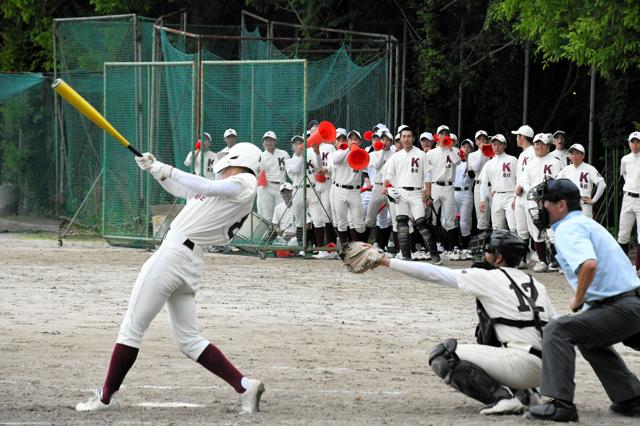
[{"x1": 552, "y1": 210, "x2": 640, "y2": 304}]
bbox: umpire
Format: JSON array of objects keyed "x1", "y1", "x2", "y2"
[{"x1": 526, "y1": 178, "x2": 640, "y2": 422}]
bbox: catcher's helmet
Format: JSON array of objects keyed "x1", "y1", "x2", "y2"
[
  {"x1": 528, "y1": 178, "x2": 580, "y2": 204},
  {"x1": 484, "y1": 229, "x2": 528, "y2": 261}
]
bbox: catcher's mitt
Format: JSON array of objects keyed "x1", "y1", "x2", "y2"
[{"x1": 339, "y1": 242, "x2": 385, "y2": 273}]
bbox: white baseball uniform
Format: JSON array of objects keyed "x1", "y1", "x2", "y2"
[
  {"x1": 285, "y1": 149, "x2": 324, "y2": 228},
  {"x1": 481, "y1": 153, "x2": 518, "y2": 232},
  {"x1": 184, "y1": 150, "x2": 217, "y2": 180},
  {"x1": 426, "y1": 146, "x2": 461, "y2": 230},
  {"x1": 514, "y1": 145, "x2": 535, "y2": 240},
  {"x1": 330, "y1": 147, "x2": 366, "y2": 233},
  {"x1": 556, "y1": 162, "x2": 605, "y2": 218},
  {"x1": 316, "y1": 143, "x2": 336, "y2": 224},
  {"x1": 257, "y1": 148, "x2": 290, "y2": 221},
  {"x1": 118, "y1": 170, "x2": 256, "y2": 360},
  {"x1": 550, "y1": 148, "x2": 571, "y2": 169},
  {"x1": 617, "y1": 151, "x2": 640, "y2": 244},
  {"x1": 454, "y1": 160, "x2": 474, "y2": 237},
  {"x1": 389, "y1": 260, "x2": 556, "y2": 389},
  {"x1": 384, "y1": 146, "x2": 431, "y2": 220},
  {"x1": 468, "y1": 150, "x2": 492, "y2": 232},
  {"x1": 519, "y1": 154, "x2": 562, "y2": 242},
  {"x1": 272, "y1": 201, "x2": 296, "y2": 243},
  {"x1": 365, "y1": 148, "x2": 393, "y2": 228}
]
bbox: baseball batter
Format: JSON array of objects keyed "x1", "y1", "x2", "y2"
[
  {"x1": 184, "y1": 132, "x2": 217, "y2": 179},
  {"x1": 76, "y1": 143, "x2": 265, "y2": 413},
  {"x1": 468, "y1": 130, "x2": 493, "y2": 237},
  {"x1": 257, "y1": 130, "x2": 290, "y2": 222},
  {"x1": 519, "y1": 133, "x2": 562, "y2": 272},
  {"x1": 426, "y1": 125, "x2": 461, "y2": 252},
  {"x1": 341, "y1": 229, "x2": 556, "y2": 415},
  {"x1": 383, "y1": 127, "x2": 440, "y2": 263},
  {"x1": 480, "y1": 134, "x2": 518, "y2": 232},
  {"x1": 617, "y1": 131, "x2": 640, "y2": 270},
  {"x1": 556, "y1": 143, "x2": 605, "y2": 219}
]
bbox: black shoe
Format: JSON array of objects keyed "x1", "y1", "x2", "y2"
[
  {"x1": 525, "y1": 399, "x2": 578, "y2": 422},
  {"x1": 611, "y1": 395, "x2": 640, "y2": 416}
]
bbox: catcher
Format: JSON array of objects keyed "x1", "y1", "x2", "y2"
[{"x1": 340, "y1": 230, "x2": 557, "y2": 415}]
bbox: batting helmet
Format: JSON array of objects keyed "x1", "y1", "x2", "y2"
[
  {"x1": 213, "y1": 142, "x2": 262, "y2": 176},
  {"x1": 484, "y1": 229, "x2": 528, "y2": 261}
]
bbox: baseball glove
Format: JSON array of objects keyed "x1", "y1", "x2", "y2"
[{"x1": 339, "y1": 242, "x2": 385, "y2": 273}]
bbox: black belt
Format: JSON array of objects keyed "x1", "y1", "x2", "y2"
[
  {"x1": 334, "y1": 183, "x2": 361, "y2": 190},
  {"x1": 270, "y1": 181, "x2": 282, "y2": 185},
  {"x1": 401, "y1": 186, "x2": 422, "y2": 191},
  {"x1": 183, "y1": 239, "x2": 195, "y2": 250},
  {"x1": 435, "y1": 181, "x2": 453, "y2": 186},
  {"x1": 454, "y1": 186, "x2": 469, "y2": 191},
  {"x1": 495, "y1": 191, "x2": 513, "y2": 194},
  {"x1": 296, "y1": 183, "x2": 315, "y2": 188},
  {"x1": 627, "y1": 192, "x2": 640, "y2": 198},
  {"x1": 589, "y1": 287, "x2": 640, "y2": 307},
  {"x1": 529, "y1": 347, "x2": 542, "y2": 358}
]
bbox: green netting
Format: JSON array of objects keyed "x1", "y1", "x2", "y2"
[
  {"x1": 103, "y1": 62, "x2": 194, "y2": 242},
  {"x1": 0, "y1": 73, "x2": 56, "y2": 215},
  {"x1": 55, "y1": 15, "x2": 155, "y2": 227}
]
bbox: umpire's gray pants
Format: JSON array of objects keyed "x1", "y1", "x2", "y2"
[{"x1": 540, "y1": 292, "x2": 640, "y2": 403}]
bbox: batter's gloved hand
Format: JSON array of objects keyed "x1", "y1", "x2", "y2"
[
  {"x1": 135, "y1": 152, "x2": 156, "y2": 171},
  {"x1": 149, "y1": 160, "x2": 174, "y2": 181},
  {"x1": 339, "y1": 242, "x2": 384, "y2": 273}
]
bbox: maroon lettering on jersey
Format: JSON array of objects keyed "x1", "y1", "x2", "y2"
[
  {"x1": 446, "y1": 156, "x2": 452, "y2": 164},
  {"x1": 278, "y1": 157, "x2": 286, "y2": 167},
  {"x1": 502, "y1": 162, "x2": 511, "y2": 173},
  {"x1": 543, "y1": 164, "x2": 552, "y2": 175},
  {"x1": 411, "y1": 158, "x2": 419, "y2": 168},
  {"x1": 580, "y1": 172, "x2": 589, "y2": 183},
  {"x1": 523, "y1": 157, "x2": 529, "y2": 166},
  {"x1": 567, "y1": 157, "x2": 571, "y2": 166},
  {"x1": 194, "y1": 194, "x2": 206, "y2": 201},
  {"x1": 322, "y1": 152, "x2": 329, "y2": 164}
]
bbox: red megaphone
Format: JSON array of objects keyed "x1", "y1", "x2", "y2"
[
  {"x1": 307, "y1": 121, "x2": 336, "y2": 147},
  {"x1": 441, "y1": 136, "x2": 453, "y2": 148},
  {"x1": 459, "y1": 148, "x2": 465, "y2": 161},
  {"x1": 338, "y1": 142, "x2": 349, "y2": 150},
  {"x1": 257, "y1": 169, "x2": 268, "y2": 187},
  {"x1": 373, "y1": 141, "x2": 384, "y2": 151},
  {"x1": 315, "y1": 172, "x2": 327, "y2": 183},
  {"x1": 195, "y1": 140, "x2": 201, "y2": 150},
  {"x1": 363, "y1": 130, "x2": 374, "y2": 141},
  {"x1": 347, "y1": 145, "x2": 370, "y2": 171},
  {"x1": 481, "y1": 144, "x2": 495, "y2": 158}
]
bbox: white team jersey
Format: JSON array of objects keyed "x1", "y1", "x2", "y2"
[
  {"x1": 557, "y1": 162, "x2": 604, "y2": 197},
  {"x1": 170, "y1": 173, "x2": 257, "y2": 246},
  {"x1": 482, "y1": 153, "x2": 518, "y2": 194},
  {"x1": 272, "y1": 201, "x2": 294, "y2": 231},
  {"x1": 330, "y1": 147, "x2": 364, "y2": 186},
  {"x1": 453, "y1": 161, "x2": 473, "y2": 189},
  {"x1": 519, "y1": 154, "x2": 562, "y2": 192},
  {"x1": 383, "y1": 146, "x2": 431, "y2": 188},
  {"x1": 516, "y1": 145, "x2": 535, "y2": 181},
  {"x1": 620, "y1": 152, "x2": 640, "y2": 193},
  {"x1": 368, "y1": 149, "x2": 393, "y2": 184},
  {"x1": 184, "y1": 150, "x2": 217, "y2": 180},
  {"x1": 550, "y1": 148, "x2": 571, "y2": 168},
  {"x1": 426, "y1": 146, "x2": 461, "y2": 182},
  {"x1": 454, "y1": 267, "x2": 556, "y2": 349},
  {"x1": 467, "y1": 150, "x2": 491, "y2": 180},
  {"x1": 259, "y1": 148, "x2": 290, "y2": 183},
  {"x1": 285, "y1": 149, "x2": 321, "y2": 186}
]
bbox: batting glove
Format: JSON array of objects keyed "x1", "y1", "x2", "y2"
[
  {"x1": 149, "y1": 161, "x2": 174, "y2": 181},
  {"x1": 135, "y1": 152, "x2": 156, "y2": 171}
]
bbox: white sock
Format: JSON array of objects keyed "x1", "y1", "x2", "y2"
[{"x1": 241, "y1": 377, "x2": 250, "y2": 391}]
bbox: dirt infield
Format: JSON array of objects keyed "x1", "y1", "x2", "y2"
[{"x1": 1, "y1": 233, "x2": 638, "y2": 425}]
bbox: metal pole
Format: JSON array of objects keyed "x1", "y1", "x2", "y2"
[
  {"x1": 302, "y1": 59, "x2": 308, "y2": 253},
  {"x1": 523, "y1": 42, "x2": 530, "y2": 124},
  {"x1": 588, "y1": 63, "x2": 596, "y2": 161},
  {"x1": 401, "y1": 26, "x2": 407, "y2": 126},
  {"x1": 387, "y1": 36, "x2": 393, "y2": 127},
  {"x1": 53, "y1": 20, "x2": 60, "y2": 215},
  {"x1": 457, "y1": 18, "x2": 464, "y2": 137},
  {"x1": 393, "y1": 36, "x2": 399, "y2": 129}
]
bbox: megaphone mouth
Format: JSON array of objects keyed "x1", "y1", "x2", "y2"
[
  {"x1": 347, "y1": 145, "x2": 370, "y2": 170},
  {"x1": 363, "y1": 130, "x2": 374, "y2": 141},
  {"x1": 308, "y1": 120, "x2": 336, "y2": 147}
]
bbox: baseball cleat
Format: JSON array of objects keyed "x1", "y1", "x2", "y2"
[
  {"x1": 76, "y1": 389, "x2": 120, "y2": 412},
  {"x1": 432, "y1": 254, "x2": 443, "y2": 265},
  {"x1": 525, "y1": 399, "x2": 578, "y2": 422},
  {"x1": 548, "y1": 262, "x2": 560, "y2": 272},
  {"x1": 240, "y1": 379, "x2": 265, "y2": 414},
  {"x1": 479, "y1": 397, "x2": 525, "y2": 415},
  {"x1": 532, "y1": 261, "x2": 548, "y2": 273}
]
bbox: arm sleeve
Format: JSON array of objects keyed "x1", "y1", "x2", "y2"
[
  {"x1": 555, "y1": 223, "x2": 597, "y2": 275},
  {"x1": 157, "y1": 177, "x2": 195, "y2": 199},
  {"x1": 422, "y1": 154, "x2": 432, "y2": 183},
  {"x1": 520, "y1": 167, "x2": 531, "y2": 192},
  {"x1": 169, "y1": 167, "x2": 244, "y2": 197},
  {"x1": 372, "y1": 151, "x2": 385, "y2": 170},
  {"x1": 591, "y1": 179, "x2": 606, "y2": 203},
  {"x1": 184, "y1": 152, "x2": 193, "y2": 167},
  {"x1": 480, "y1": 168, "x2": 490, "y2": 200},
  {"x1": 388, "y1": 258, "x2": 459, "y2": 288},
  {"x1": 332, "y1": 149, "x2": 349, "y2": 164},
  {"x1": 285, "y1": 155, "x2": 304, "y2": 175},
  {"x1": 383, "y1": 157, "x2": 396, "y2": 183}
]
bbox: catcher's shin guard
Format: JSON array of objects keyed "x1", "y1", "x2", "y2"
[
  {"x1": 429, "y1": 338, "x2": 512, "y2": 405},
  {"x1": 396, "y1": 215, "x2": 412, "y2": 259},
  {"x1": 415, "y1": 217, "x2": 438, "y2": 255}
]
